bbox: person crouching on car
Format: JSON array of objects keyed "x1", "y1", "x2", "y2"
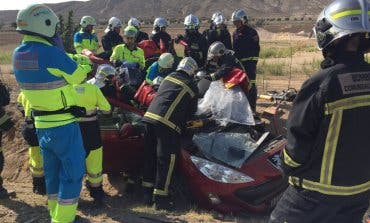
[
  {"x1": 141, "y1": 57, "x2": 199, "y2": 211},
  {"x1": 73, "y1": 78, "x2": 111, "y2": 207},
  {"x1": 145, "y1": 53, "x2": 175, "y2": 85}
]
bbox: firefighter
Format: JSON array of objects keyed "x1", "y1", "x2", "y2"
[
  {"x1": 269, "y1": 0, "x2": 370, "y2": 222},
  {"x1": 141, "y1": 57, "x2": 199, "y2": 210},
  {"x1": 13, "y1": 4, "x2": 91, "y2": 222},
  {"x1": 0, "y1": 83, "x2": 16, "y2": 199},
  {"x1": 175, "y1": 14, "x2": 208, "y2": 67},
  {"x1": 74, "y1": 15, "x2": 99, "y2": 54},
  {"x1": 17, "y1": 92, "x2": 46, "y2": 195},
  {"x1": 202, "y1": 41, "x2": 244, "y2": 81},
  {"x1": 231, "y1": 9, "x2": 260, "y2": 112},
  {"x1": 88, "y1": 64, "x2": 117, "y2": 98},
  {"x1": 73, "y1": 78, "x2": 111, "y2": 207},
  {"x1": 151, "y1": 17, "x2": 174, "y2": 54},
  {"x1": 146, "y1": 53, "x2": 175, "y2": 84},
  {"x1": 203, "y1": 13, "x2": 232, "y2": 50},
  {"x1": 110, "y1": 26, "x2": 145, "y2": 70},
  {"x1": 101, "y1": 17, "x2": 124, "y2": 58},
  {"x1": 128, "y1": 17, "x2": 149, "y2": 43}
]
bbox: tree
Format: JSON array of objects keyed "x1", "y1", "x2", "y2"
[{"x1": 63, "y1": 10, "x2": 78, "y2": 53}]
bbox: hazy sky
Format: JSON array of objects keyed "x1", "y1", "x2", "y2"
[{"x1": 2, "y1": 0, "x2": 89, "y2": 10}]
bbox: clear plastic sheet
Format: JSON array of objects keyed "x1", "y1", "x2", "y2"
[
  {"x1": 196, "y1": 80, "x2": 255, "y2": 126},
  {"x1": 193, "y1": 132, "x2": 258, "y2": 168}
]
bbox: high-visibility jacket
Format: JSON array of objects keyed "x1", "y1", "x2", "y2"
[
  {"x1": 72, "y1": 82, "x2": 111, "y2": 121},
  {"x1": 17, "y1": 92, "x2": 31, "y2": 117},
  {"x1": 74, "y1": 29, "x2": 99, "y2": 54},
  {"x1": 110, "y1": 44, "x2": 145, "y2": 70},
  {"x1": 142, "y1": 70, "x2": 199, "y2": 134},
  {"x1": 13, "y1": 35, "x2": 91, "y2": 128},
  {"x1": 283, "y1": 54, "x2": 370, "y2": 201}
]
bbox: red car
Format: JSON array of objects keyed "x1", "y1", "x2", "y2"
[{"x1": 100, "y1": 97, "x2": 288, "y2": 214}]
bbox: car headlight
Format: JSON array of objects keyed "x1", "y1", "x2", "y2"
[{"x1": 190, "y1": 156, "x2": 254, "y2": 184}]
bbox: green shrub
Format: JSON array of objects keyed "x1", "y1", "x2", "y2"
[
  {"x1": 260, "y1": 47, "x2": 293, "y2": 58},
  {"x1": 257, "y1": 60, "x2": 285, "y2": 76},
  {"x1": 0, "y1": 51, "x2": 12, "y2": 64}
]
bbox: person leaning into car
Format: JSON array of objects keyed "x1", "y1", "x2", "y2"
[
  {"x1": 141, "y1": 57, "x2": 199, "y2": 211},
  {"x1": 269, "y1": 0, "x2": 370, "y2": 222}
]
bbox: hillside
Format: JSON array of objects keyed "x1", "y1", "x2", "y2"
[{"x1": 0, "y1": 0, "x2": 331, "y2": 25}]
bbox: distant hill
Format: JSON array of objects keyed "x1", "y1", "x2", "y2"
[{"x1": 0, "y1": 0, "x2": 331, "y2": 26}]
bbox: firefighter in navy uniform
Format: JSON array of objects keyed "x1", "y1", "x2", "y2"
[
  {"x1": 203, "y1": 41, "x2": 244, "y2": 81},
  {"x1": 175, "y1": 14, "x2": 208, "y2": 68},
  {"x1": 231, "y1": 9, "x2": 260, "y2": 112},
  {"x1": 150, "y1": 17, "x2": 174, "y2": 54},
  {"x1": 203, "y1": 12, "x2": 232, "y2": 50},
  {"x1": 141, "y1": 57, "x2": 199, "y2": 210},
  {"x1": 269, "y1": 0, "x2": 370, "y2": 222},
  {"x1": 0, "y1": 84, "x2": 16, "y2": 199},
  {"x1": 101, "y1": 17, "x2": 124, "y2": 59}
]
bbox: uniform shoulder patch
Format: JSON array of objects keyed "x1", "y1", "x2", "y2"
[{"x1": 338, "y1": 72, "x2": 370, "y2": 95}]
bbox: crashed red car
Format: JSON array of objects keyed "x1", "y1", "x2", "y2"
[{"x1": 99, "y1": 97, "x2": 288, "y2": 214}]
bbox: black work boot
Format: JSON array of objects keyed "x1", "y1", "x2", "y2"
[
  {"x1": 0, "y1": 186, "x2": 16, "y2": 199},
  {"x1": 87, "y1": 184, "x2": 106, "y2": 207},
  {"x1": 32, "y1": 176, "x2": 46, "y2": 195},
  {"x1": 142, "y1": 187, "x2": 153, "y2": 206},
  {"x1": 124, "y1": 177, "x2": 137, "y2": 195},
  {"x1": 153, "y1": 195, "x2": 174, "y2": 211}
]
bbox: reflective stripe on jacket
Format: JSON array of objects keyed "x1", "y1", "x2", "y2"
[
  {"x1": 283, "y1": 55, "x2": 370, "y2": 198},
  {"x1": 142, "y1": 71, "x2": 198, "y2": 133},
  {"x1": 74, "y1": 29, "x2": 99, "y2": 53},
  {"x1": 13, "y1": 35, "x2": 91, "y2": 128},
  {"x1": 110, "y1": 44, "x2": 145, "y2": 69},
  {"x1": 72, "y1": 82, "x2": 111, "y2": 122}
]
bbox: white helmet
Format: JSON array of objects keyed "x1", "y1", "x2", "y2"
[
  {"x1": 176, "y1": 57, "x2": 198, "y2": 76},
  {"x1": 184, "y1": 14, "x2": 199, "y2": 30},
  {"x1": 207, "y1": 41, "x2": 227, "y2": 60},
  {"x1": 80, "y1": 15, "x2": 97, "y2": 28},
  {"x1": 211, "y1": 11, "x2": 223, "y2": 22},
  {"x1": 154, "y1": 17, "x2": 168, "y2": 28},
  {"x1": 16, "y1": 4, "x2": 59, "y2": 38},
  {"x1": 108, "y1": 17, "x2": 122, "y2": 29},
  {"x1": 88, "y1": 64, "x2": 116, "y2": 88},
  {"x1": 213, "y1": 14, "x2": 226, "y2": 26},
  {"x1": 231, "y1": 9, "x2": 248, "y2": 22},
  {"x1": 158, "y1": 53, "x2": 174, "y2": 69},
  {"x1": 96, "y1": 64, "x2": 116, "y2": 77},
  {"x1": 128, "y1": 17, "x2": 141, "y2": 29},
  {"x1": 314, "y1": 0, "x2": 370, "y2": 50}
]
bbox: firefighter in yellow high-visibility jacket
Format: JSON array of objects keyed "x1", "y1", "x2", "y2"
[
  {"x1": 73, "y1": 79, "x2": 111, "y2": 206},
  {"x1": 17, "y1": 92, "x2": 46, "y2": 195}
]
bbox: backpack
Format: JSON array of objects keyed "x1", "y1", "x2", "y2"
[{"x1": 0, "y1": 81, "x2": 10, "y2": 106}]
